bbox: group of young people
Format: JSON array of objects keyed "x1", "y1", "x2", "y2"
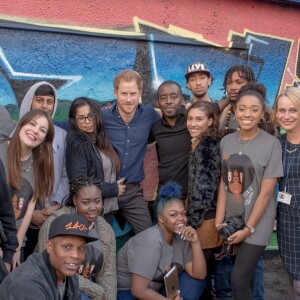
[{"x1": 0, "y1": 64, "x2": 298, "y2": 300}]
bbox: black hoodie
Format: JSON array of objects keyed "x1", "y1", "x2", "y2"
[
  {"x1": 0, "y1": 250, "x2": 80, "y2": 300},
  {"x1": 0, "y1": 159, "x2": 18, "y2": 264}
]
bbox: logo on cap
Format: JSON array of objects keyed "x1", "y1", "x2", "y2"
[
  {"x1": 185, "y1": 62, "x2": 210, "y2": 79},
  {"x1": 65, "y1": 221, "x2": 88, "y2": 232}
]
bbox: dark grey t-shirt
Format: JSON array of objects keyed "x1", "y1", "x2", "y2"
[
  {"x1": 117, "y1": 224, "x2": 192, "y2": 291},
  {"x1": 76, "y1": 217, "x2": 104, "y2": 280},
  {"x1": 0, "y1": 142, "x2": 34, "y2": 228},
  {"x1": 220, "y1": 130, "x2": 283, "y2": 246}
]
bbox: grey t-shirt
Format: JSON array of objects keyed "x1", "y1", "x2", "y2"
[
  {"x1": 99, "y1": 150, "x2": 118, "y2": 213},
  {"x1": 117, "y1": 224, "x2": 192, "y2": 291},
  {"x1": 57, "y1": 281, "x2": 66, "y2": 300},
  {"x1": 220, "y1": 130, "x2": 283, "y2": 246}
]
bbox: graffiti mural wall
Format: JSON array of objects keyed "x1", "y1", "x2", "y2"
[
  {"x1": 0, "y1": 0, "x2": 299, "y2": 199},
  {"x1": 0, "y1": 0, "x2": 299, "y2": 118}
]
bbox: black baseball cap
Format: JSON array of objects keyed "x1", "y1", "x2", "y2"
[
  {"x1": 48, "y1": 214, "x2": 98, "y2": 243},
  {"x1": 185, "y1": 62, "x2": 211, "y2": 79}
]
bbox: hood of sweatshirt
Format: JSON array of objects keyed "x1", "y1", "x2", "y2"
[{"x1": 19, "y1": 81, "x2": 58, "y2": 120}]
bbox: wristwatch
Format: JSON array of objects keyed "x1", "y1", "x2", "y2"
[{"x1": 245, "y1": 225, "x2": 255, "y2": 234}]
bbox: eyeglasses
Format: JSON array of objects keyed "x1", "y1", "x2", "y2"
[{"x1": 76, "y1": 113, "x2": 95, "y2": 124}]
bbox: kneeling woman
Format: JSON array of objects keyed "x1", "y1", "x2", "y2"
[
  {"x1": 38, "y1": 176, "x2": 116, "y2": 300},
  {"x1": 117, "y1": 183, "x2": 206, "y2": 300}
]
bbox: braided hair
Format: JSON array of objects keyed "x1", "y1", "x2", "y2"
[
  {"x1": 66, "y1": 176, "x2": 102, "y2": 206},
  {"x1": 222, "y1": 64, "x2": 256, "y2": 97}
]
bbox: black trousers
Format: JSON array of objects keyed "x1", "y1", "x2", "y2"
[{"x1": 23, "y1": 227, "x2": 39, "y2": 260}]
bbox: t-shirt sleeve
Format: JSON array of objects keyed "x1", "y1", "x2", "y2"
[
  {"x1": 183, "y1": 242, "x2": 193, "y2": 266},
  {"x1": 127, "y1": 245, "x2": 162, "y2": 280},
  {"x1": 263, "y1": 139, "x2": 283, "y2": 179},
  {"x1": 212, "y1": 101, "x2": 221, "y2": 115}
]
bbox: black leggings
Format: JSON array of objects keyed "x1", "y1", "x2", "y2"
[{"x1": 231, "y1": 242, "x2": 265, "y2": 300}]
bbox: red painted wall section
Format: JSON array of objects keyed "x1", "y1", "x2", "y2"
[
  {"x1": 1, "y1": 0, "x2": 299, "y2": 88},
  {"x1": 0, "y1": 0, "x2": 299, "y2": 41}
]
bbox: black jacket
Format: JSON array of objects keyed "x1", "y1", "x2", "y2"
[
  {"x1": 65, "y1": 131, "x2": 118, "y2": 198},
  {"x1": 0, "y1": 251, "x2": 80, "y2": 300},
  {"x1": 0, "y1": 159, "x2": 18, "y2": 264}
]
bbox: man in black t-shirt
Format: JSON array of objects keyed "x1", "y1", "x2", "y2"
[{"x1": 150, "y1": 81, "x2": 191, "y2": 198}]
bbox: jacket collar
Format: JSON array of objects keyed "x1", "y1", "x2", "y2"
[{"x1": 42, "y1": 250, "x2": 75, "y2": 300}]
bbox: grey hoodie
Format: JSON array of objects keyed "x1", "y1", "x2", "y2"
[
  {"x1": 19, "y1": 81, "x2": 58, "y2": 119},
  {"x1": 19, "y1": 81, "x2": 69, "y2": 207}
]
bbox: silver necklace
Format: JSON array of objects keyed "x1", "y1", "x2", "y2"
[
  {"x1": 238, "y1": 129, "x2": 261, "y2": 155},
  {"x1": 21, "y1": 155, "x2": 33, "y2": 173},
  {"x1": 286, "y1": 139, "x2": 300, "y2": 154},
  {"x1": 286, "y1": 147, "x2": 298, "y2": 154}
]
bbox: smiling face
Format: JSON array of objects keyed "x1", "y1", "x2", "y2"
[
  {"x1": 47, "y1": 236, "x2": 86, "y2": 283},
  {"x1": 114, "y1": 79, "x2": 142, "y2": 120},
  {"x1": 158, "y1": 200, "x2": 187, "y2": 234},
  {"x1": 186, "y1": 107, "x2": 212, "y2": 138},
  {"x1": 226, "y1": 71, "x2": 249, "y2": 102},
  {"x1": 73, "y1": 185, "x2": 103, "y2": 224},
  {"x1": 19, "y1": 115, "x2": 49, "y2": 151},
  {"x1": 187, "y1": 72, "x2": 211, "y2": 100},
  {"x1": 75, "y1": 105, "x2": 95, "y2": 134},
  {"x1": 275, "y1": 95, "x2": 300, "y2": 134},
  {"x1": 157, "y1": 83, "x2": 183, "y2": 122},
  {"x1": 235, "y1": 95, "x2": 264, "y2": 135}
]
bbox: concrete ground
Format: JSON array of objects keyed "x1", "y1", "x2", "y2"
[{"x1": 264, "y1": 250, "x2": 289, "y2": 300}]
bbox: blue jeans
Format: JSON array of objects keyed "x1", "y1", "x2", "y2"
[
  {"x1": 80, "y1": 291, "x2": 91, "y2": 300},
  {"x1": 117, "y1": 271, "x2": 206, "y2": 300},
  {"x1": 214, "y1": 255, "x2": 264, "y2": 300}
]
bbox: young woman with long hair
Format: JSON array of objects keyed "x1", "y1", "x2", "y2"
[
  {"x1": 66, "y1": 97, "x2": 125, "y2": 223},
  {"x1": 186, "y1": 100, "x2": 222, "y2": 300},
  {"x1": 0, "y1": 109, "x2": 54, "y2": 268}
]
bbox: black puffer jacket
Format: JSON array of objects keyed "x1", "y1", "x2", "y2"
[
  {"x1": 0, "y1": 251, "x2": 80, "y2": 300},
  {"x1": 65, "y1": 131, "x2": 118, "y2": 198},
  {"x1": 187, "y1": 136, "x2": 221, "y2": 228},
  {"x1": 0, "y1": 159, "x2": 18, "y2": 264}
]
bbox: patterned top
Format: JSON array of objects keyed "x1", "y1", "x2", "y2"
[{"x1": 278, "y1": 134, "x2": 300, "y2": 210}]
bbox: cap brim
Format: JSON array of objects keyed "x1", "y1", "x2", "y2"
[
  {"x1": 185, "y1": 70, "x2": 210, "y2": 79},
  {"x1": 50, "y1": 233, "x2": 98, "y2": 243}
]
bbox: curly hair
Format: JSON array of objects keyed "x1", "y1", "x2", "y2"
[{"x1": 223, "y1": 64, "x2": 256, "y2": 97}]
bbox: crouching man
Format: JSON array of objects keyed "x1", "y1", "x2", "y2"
[{"x1": 0, "y1": 214, "x2": 97, "y2": 300}]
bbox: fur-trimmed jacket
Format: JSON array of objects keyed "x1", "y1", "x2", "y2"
[
  {"x1": 37, "y1": 206, "x2": 117, "y2": 300},
  {"x1": 188, "y1": 136, "x2": 221, "y2": 228}
]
